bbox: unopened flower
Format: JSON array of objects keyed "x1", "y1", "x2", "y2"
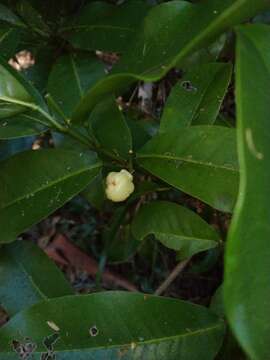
[{"x1": 105, "y1": 169, "x2": 135, "y2": 202}]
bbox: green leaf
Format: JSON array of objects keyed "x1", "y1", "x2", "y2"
[
  {"x1": 0, "y1": 62, "x2": 32, "y2": 118},
  {"x1": 187, "y1": 247, "x2": 221, "y2": 274},
  {"x1": 211, "y1": 285, "x2": 225, "y2": 318},
  {"x1": 72, "y1": 0, "x2": 270, "y2": 122},
  {"x1": 0, "y1": 55, "x2": 47, "y2": 118},
  {"x1": 0, "y1": 27, "x2": 20, "y2": 59},
  {"x1": 62, "y1": 0, "x2": 149, "y2": 53},
  {"x1": 160, "y1": 63, "x2": 232, "y2": 133},
  {"x1": 105, "y1": 183, "x2": 169, "y2": 263},
  {"x1": 47, "y1": 53, "x2": 106, "y2": 118},
  {"x1": 0, "y1": 149, "x2": 102, "y2": 243},
  {"x1": 0, "y1": 4, "x2": 26, "y2": 28},
  {"x1": 16, "y1": 0, "x2": 50, "y2": 37},
  {"x1": 20, "y1": 0, "x2": 80, "y2": 21},
  {"x1": 125, "y1": 115, "x2": 151, "y2": 151},
  {"x1": 0, "y1": 291, "x2": 225, "y2": 359},
  {"x1": 22, "y1": 47, "x2": 55, "y2": 94},
  {"x1": 179, "y1": 33, "x2": 228, "y2": 70},
  {"x1": 0, "y1": 137, "x2": 34, "y2": 161},
  {"x1": 137, "y1": 126, "x2": 239, "y2": 213},
  {"x1": 82, "y1": 171, "x2": 105, "y2": 210},
  {"x1": 224, "y1": 24, "x2": 270, "y2": 360},
  {"x1": 129, "y1": 180, "x2": 168, "y2": 202},
  {"x1": 211, "y1": 287, "x2": 246, "y2": 360},
  {"x1": 0, "y1": 111, "x2": 48, "y2": 139},
  {"x1": 106, "y1": 223, "x2": 140, "y2": 264},
  {"x1": 51, "y1": 130, "x2": 89, "y2": 151},
  {"x1": 214, "y1": 114, "x2": 234, "y2": 128},
  {"x1": 89, "y1": 97, "x2": 132, "y2": 160},
  {"x1": 132, "y1": 201, "x2": 219, "y2": 259},
  {"x1": 0, "y1": 240, "x2": 73, "y2": 316}
]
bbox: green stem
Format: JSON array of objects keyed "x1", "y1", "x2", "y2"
[
  {"x1": 66, "y1": 127, "x2": 94, "y2": 148},
  {"x1": 45, "y1": 93, "x2": 71, "y2": 125},
  {"x1": 95, "y1": 254, "x2": 107, "y2": 291},
  {"x1": 0, "y1": 96, "x2": 129, "y2": 167},
  {"x1": 0, "y1": 96, "x2": 65, "y2": 132}
]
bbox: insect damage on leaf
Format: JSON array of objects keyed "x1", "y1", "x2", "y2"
[{"x1": 89, "y1": 325, "x2": 99, "y2": 337}]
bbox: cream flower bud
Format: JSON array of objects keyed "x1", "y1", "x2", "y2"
[{"x1": 105, "y1": 169, "x2": 135, "y2": 202}]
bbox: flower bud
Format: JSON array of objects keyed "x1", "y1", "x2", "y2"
[{"x1": 105, "y1": 169, "x2": 135, "y2": 202}]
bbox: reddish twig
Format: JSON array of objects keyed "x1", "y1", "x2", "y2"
[{"x1": 43, "y1": 234, "x2": 138, "y2": 292}]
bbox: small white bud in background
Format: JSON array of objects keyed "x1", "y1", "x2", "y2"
[{"x1": 105, "y1": 169, "x2": 135, "y2": 202}]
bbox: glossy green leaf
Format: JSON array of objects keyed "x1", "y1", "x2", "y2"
[
  {"x1": 0, "y1": 62, "x2": 32, "y2": 118},
  {"x1": 125, "y1": 115, "x2": 151, "y2": 151},
  {"x1": 0, "y1": 240, "x2": 73, "y2": 316},
  {"x1": 0, "y1": 111, "x2": 48, "y2": 139},
  {"x1": 104, "y1": 182, "x2": 168, "y2": 263},
  {"x1": 224, "y1": 24, "x2": 270, "y2": 360},
  {"x1": 215, "y1": 115, "x2": 234, "y2": 128},
  {"x1": 0, "y1": 137, "x2": 34, "y2": 161},
  {"x1": 132, "y1": 201, "x2": 219, "y2": 259},
  {"x1": 22, "y1": 47, "x2": 55, "y2": 94},
  {"x1": 160, "y1": 63, "x2": 232, "y2": 133},
  {"x1": 47, "y1": 53, "x2": 106, "y2": 118},
  {"x1": 0, "y1": 56, "x2": 47, "y2": 118},
  {"x1": 179, "y1": 33, "x2": 228, "y2": 70},
  {"x1": 51, "y1": 130, "x2": 89, "y2": 152},
  {"x1": 137, "y1": 126, "x2": 238, "y2": 212},
  {"x1": 187, "y1": 247, "x2": 221, "y2": 274},
  {"x1": 62, "y1": 0, "x2": 149, "y2": 53},
  {"x1": 211, "y1": 287, "x2": 246, "y2": 360},
  {"x1": 0, "y1": 291, "x2": 225, "y2": 359},
  {"x1": 89, "y1": 97, "x2": 132, "y2": 160},
  {"x1": 82, "y1": 171, "x2": 105, "y2": 210},
  {"x1": 0, "y1": 149, "x2": 102, "y2": 243},
  {"x1": 211, "y1": 285, "x2": 225, "y2": 318},
  {"x1": 72, "y1": 0, "x2": 270, "y2": 122},
  {"x1": 129, "y1": 181, "x2": 168, "y2": 202}
]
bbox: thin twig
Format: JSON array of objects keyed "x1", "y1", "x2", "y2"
[
  {"x1": 154, "y1": 258, "x2": 190, "y2": 296},
  {"x1": 45, "y1": 234, "x2": 138, "y2": 292},
  {"x1": 0, "y1": 96, "x2": 128, "y2": 166},
  {"x1": 0, "y1": 96, "x2": 65, "y2": 132},
  {"x1": 45, "y1": 93, "x2": 71, "y2": 125}
]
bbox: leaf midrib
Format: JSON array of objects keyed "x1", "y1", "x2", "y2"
[
  {"x1": 70, "y1": 55, "x2": 83, "y2": 98},
  {"x1": 0, "y1": 28, "x2": 13, "y2": 43},
  {"x1": 55, "y1": 322, "x2": 223, "y2": 353},
  {"x1": 0, "y1": 322, "x2": 223, "y2": 354},
  {"x1": 137, "y1": 153, "x2": 238, "y2": 172},
  {"x1": 0, "y1": 163, "x2": 101, "y2": 210},
  {"x1": 19, "y1": 113, "x2": 48, "y2": 126},
  {"x1": 15, "y1": 255, "x2": 47, "y2": 302},
  {"x1": 62, "y1": 24, "x2": 133, "y2": 33},
  {"x1": 151, "y1": 231, "x2": 218, "y2": 244},
  {"x1": 191, "y1": 66, "x2": 228, "y2": 125},
  {"x1": 140, "y1": 0, "x2": 247, "y2": 77}
]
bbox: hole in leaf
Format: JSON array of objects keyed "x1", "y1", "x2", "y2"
[
  {"x1": 12, "y1": 338, "x2": 36, "y2": 359},
  {"x1": 181, "y1": 80, "x2": 197, "y2": 92},
  {"x1": 41, "y1": 333, "x2": 60, "y2": 360},
  {"x1": 89, "y1": 325, "x2": 99, "y2": 337},
  {"x1": 43, "y1": 333, "x2": 60, "y2": 350}
]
